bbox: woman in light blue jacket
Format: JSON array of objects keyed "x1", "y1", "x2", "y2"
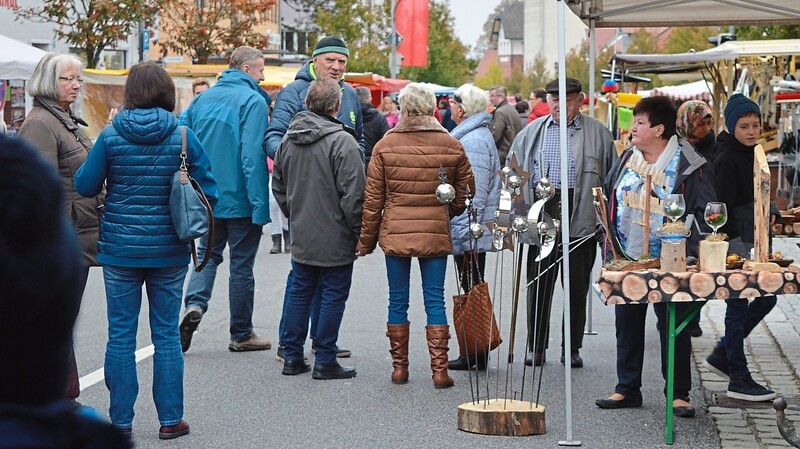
[
  {"x1": 75, "y1": 62, "x2": 217, "y2": 439},
  {"x1": 447, "y1": 84, "x2": 502, "y2": 370}
]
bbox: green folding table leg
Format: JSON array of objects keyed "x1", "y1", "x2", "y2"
[{"x1": 665, "y1": 301, "x2": 705, "y2": 445}]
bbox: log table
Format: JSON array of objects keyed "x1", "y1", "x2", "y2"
[{"x1": 595, "y1": 266, "x2": 799, "y2": 445}]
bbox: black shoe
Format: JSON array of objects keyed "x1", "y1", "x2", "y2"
[
  {"x1": 311, "y1": 343, "x2": 352, "y2": 358},
  {"x1": 179, "y1": 308, "x2": 202, "y2": 353},
  {"x1": 703, "y1": 345, "x2": 729, "y2": 381},
  {"x1": 282, "y1": 359, "x2": 311, "y2": 375},
  {"x1": 524, "y1": 351, "x2": 545, "y2": 367},
  {"x1": 449, "y1": 355, "x2": 487, "y2": 370},
  {"x1": 727, "y1": 375, "x2": 777, "y2": 402},
  {"x1": 595, "y1": 393, "x2": 643, "y2": 409},
  {"x1": 673, "y1": 405, "x2": 696, "y2": 418},
  {"x1": 561, "y1": 350, "x2": 584, "y2": 368},
  {"x1": 312, "y1": 362, "x2": 357, "y2": 380}
]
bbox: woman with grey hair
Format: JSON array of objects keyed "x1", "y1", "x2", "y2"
[
  {"x1": 446, "y1": 84, "x2": 502, "y2": 370},
  {"x1": 18, "y1": 52, "x2": 103, "y2": 406},
  {"x1": 357, "y1": 82, "x2": 474, "y2": 389}
]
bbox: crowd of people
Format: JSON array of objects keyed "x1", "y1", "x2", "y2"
[{"x1": 0, "y1": 33, "x2": 782, "y2": 445}]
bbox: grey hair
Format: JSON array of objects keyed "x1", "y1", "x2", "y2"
[
  {"x1": 229, "y1": 46, "x2": 263, "y2": 70},
  {"x1": 355, "y1": 86, "x2": 372, "y2": 103},
  {"x1": 305, "y1": 78, "x2": 342, "y2": 115},
  {"x1": 27, "y1": 53, "x2": 84, "y2": 100},
  {"x1": 454, "y1": 84, "x2": 489, "y2": 117},
  {"x1": 398, "y1": 82, "x2": 436, "y2": 116}
]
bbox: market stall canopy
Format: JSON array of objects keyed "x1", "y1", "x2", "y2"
[
  {"x1": 612, "y1": 39, "x2": 800, "y2": 73},
  {"x1": 0, "y1": 34, "x2": 47, "y2": 80},
  {"x1": 568, "y1": 0, "x2": 800, "y2": 27},
  {"x1": 651, "y1": 80, "x2": 714, "y2": 103},
  {"x1": 414, "y1": 82, "x2": 457, "y2": 96},
  {"x1": 345, "y1": 72, "x2": 410, "y2": 93}
]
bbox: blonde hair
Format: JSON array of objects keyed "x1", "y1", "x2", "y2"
[
  {"x1": 398, "y1": 83, "x2": 436, "y2": 116},
  {"x1": 379, "y1": 96, "x2": 397, "y2": 114}
]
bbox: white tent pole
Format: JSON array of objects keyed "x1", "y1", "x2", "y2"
[
  {"x1": 585, "y1": 19, "x2": 598, "y2": 337},
  {"x1": 557, "y1": 0, "x2": 578, "y2": 447}
]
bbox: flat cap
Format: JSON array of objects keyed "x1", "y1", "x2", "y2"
[{"x1": 545, "y1": 77, "x2": 582, "y2": 95}]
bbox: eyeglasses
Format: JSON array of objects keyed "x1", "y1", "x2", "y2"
[
  {"x1": 58, "y1": 76, "x2": 84, "y2": 85},
  {"x1": 449, "y1": 94, "x2": 463, "y2": 106}
]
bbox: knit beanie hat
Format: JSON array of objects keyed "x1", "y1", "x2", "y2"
[
  {"x1": 724, "y1": 94, "x2": 760, "y2": 132},
  {"x1": 312, "y1": 36, "x2": 349, "y2": 57}
]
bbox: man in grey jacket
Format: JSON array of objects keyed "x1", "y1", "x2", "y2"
[
  {"x1": 271, "y1": 78, "x2": 365, "y2": 379},
  {"x1": 489, "y1": 86, "x2": 522, "y2": 163},
  {"x1": 508, "y1": 77, "x2": 616, "y2": 368}
]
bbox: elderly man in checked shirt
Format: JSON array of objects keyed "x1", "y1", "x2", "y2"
[{"x1": 507, "y1": 77, "x2": 617, "y2": 368}]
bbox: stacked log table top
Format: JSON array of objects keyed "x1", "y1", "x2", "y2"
[{"x1": 597, "y1": 266, "x2": 800, "y2": 304}]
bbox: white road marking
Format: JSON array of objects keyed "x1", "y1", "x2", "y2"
[{"x1": 79, "y1": 345, "x2": 155, "y2": 391}]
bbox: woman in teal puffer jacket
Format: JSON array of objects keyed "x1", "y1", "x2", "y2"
[{"x1": 75, "y1": 62, "x2": 217, "y2": 439}]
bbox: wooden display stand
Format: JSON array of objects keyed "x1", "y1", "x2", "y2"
[
  {"x1": 660, "y1": 237, "x2": 686, "y2": 272},
  {"x1": 699, "y1": 240, "x2": 728, "y2": 272},
  {"x1": 457, "y1": 399, "x2": 545, "y2": 436}
]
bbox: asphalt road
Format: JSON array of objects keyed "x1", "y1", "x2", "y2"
[{"x1": 74, "y1": 238, "x2": 720, "y2": 448}]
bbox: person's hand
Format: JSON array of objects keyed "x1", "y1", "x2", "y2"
[{"x1": 107, "y1": 107, "x2": 118, "y2": 125}]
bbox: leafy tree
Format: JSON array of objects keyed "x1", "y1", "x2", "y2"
[
  {"x1": 158, "y1": 0, "x2": 278, "y2": 64},
  {"x1": 474, "y1": 62, "x2": 503, "y2": 89},
  {"x1": 736, "y1": 25, "x2": 800, "y2": 40},
  {"x1": 399, "y1": 0, "x2": 472, "y2": 86},
  {"x1": 664, "y1": 26, "x2": 718, "y2": 53},
  {"x1": 527, "y1": 54, "x2": 552, "y2": 89},
  {"x1": 474, "y1": 0, "x2": 520, "y2": 57},
  {"x1": 626, "y1": 28, "x2": 661, "y2": 55},
  {"x1": 17, "y1": 0, "x2": 161, "y2": 68}
]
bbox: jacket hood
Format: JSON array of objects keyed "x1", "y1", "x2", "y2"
[
  {"x1": 450, "y1": 111, "x2": 492, "y2": 140},
  {"x1": 295, "y1": 62, "x2": 314, "y2": 83},
  {"x1": 112, "y1": 108, "x2": 178, "y2": 144},
  {"x1": 387, "y1": 115, "x2": 446, "y2": 135},
  {"x1": 217, "y1": 68, "x2": 272, "y2": 105},
  {"x1": 716, "y1": 130, "x2": 753, "y2": 154},
  {"x1": 286, "y1": 111, "x2": 347, "y2": 145},
  {"x1": 360, "y1": 102, "x2": 382, "y2": 121}
]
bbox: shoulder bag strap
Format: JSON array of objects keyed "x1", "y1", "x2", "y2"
[{"x1": 179, "y1": 126, "x2": 215, "y2": 272}]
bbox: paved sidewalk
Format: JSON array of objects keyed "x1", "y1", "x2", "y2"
[{"x1": 692, "y1": 237, "x2": 800, "y2": 449}]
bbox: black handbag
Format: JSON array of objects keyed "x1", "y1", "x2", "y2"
[{"x1": 169, "y1": 126, "x2": 214, "y2": 271}]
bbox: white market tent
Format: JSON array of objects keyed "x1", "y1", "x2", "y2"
[
  {"x1": 0, "y1": 34, "x2": 47, "y2": 80},
  {"x1": 548, "y1": 1, "x2": 800, "y2": 445}
]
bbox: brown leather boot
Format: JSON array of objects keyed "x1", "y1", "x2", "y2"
[
  {"x1": 426, "y1": 325, "x2": 454, "y2": 389},
  {"x1": 386, "y1": 323, "x2": 410, "y2": 384}
]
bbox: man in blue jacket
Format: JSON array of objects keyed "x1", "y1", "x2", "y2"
[
  {"x1": 180, "y1": 46, "x2": 272, "y2": 354},
  {"x1": 265, "y1": 36, "x2": 364, "y2": 362}
]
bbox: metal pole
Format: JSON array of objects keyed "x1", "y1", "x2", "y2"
[
  {"x1": 138, "y1": 20, "x2": 144, "y2": 63},
  {"x1": 390, "y1": 0, "x2": 397, "y2": 78},
  {"x1": 556, "y1": 0, "x2": 579, "y2": 446},
  {"x1": 585, "y1": 19, "x2": 598, "y2": 336}
]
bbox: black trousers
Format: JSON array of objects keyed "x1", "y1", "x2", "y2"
[
  {"x1": 614, "y1": 302, "x2": 692, "y2": 400},
  {"x1": 525, "y1": 189, "x2": 596, "y2": 352}
]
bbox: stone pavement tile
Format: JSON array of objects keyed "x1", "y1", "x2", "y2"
[{"x1": 761, "y1": 439, "x2": 794, "y2": 447}]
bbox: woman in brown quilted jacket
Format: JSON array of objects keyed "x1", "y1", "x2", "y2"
[{"x1": 356, "y1": 83, "x2": 474, "y2": 389}]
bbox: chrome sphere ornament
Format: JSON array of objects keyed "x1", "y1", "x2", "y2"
[
  {"x1": 435, "y1": 183, "x2": 456, "y2": 204},
  {"x1": 512, "y1": 216, "x2": 528, "y2": 233},
  {"x1": 507, "y1": 174, "x2": 522, "y2": 189},
  {"x1": 492, "y1": 228, "x2": 505, "y2": 250},
  {"x1": 535, "y1": 177, "x2": 556, "y2": 200},
  {"x1": 469, "y1": 222, "x2": 485, "y2": 239},
  {"x1": 501, "y1": 166, "x2": 513, "y2": 179}
]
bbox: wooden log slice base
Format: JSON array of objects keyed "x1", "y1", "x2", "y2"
[{"x1": 457, "y1": 399, "x2": 546, "y2": 436}]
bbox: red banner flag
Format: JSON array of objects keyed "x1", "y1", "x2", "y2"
[{"x1": 395, "y1": 0, "x2": 429, "y2": 67}]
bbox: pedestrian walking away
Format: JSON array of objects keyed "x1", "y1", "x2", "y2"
[{"x1": 179, "y1": 46, "x2": 272, "y2": 354}]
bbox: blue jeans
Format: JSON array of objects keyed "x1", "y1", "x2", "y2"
[
  {"x1": 183, "y1": 218, "x2": 263, "y2": 342},
  {"x1": 103, "y1": 265, "x2": 187, "y2": 428},
  {"x1": 722, "y1": 296, "x2": 777, "y2": 378},
  {"x1": 283, "y1": 261, "x2": 353, "y2": 364},
  {"x1": 278, "y1": 269, "x2": 322, "y2": 347},
  {"x1": 385, "y1": 255, "x2": 448, "y2": 326}
]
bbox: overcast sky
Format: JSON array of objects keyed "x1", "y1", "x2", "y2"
[{"x1": 449, "y1": 0, "x2": 502, "y2": 51}]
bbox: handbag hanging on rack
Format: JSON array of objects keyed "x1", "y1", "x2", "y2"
[
  {"x1": 451, "y1": 251, "x2": 502, "y2": 356},
  {"x1": 169, "y1": 126, "x2": 214, "y2": 272}
]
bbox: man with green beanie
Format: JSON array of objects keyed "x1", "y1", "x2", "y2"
[
  {"x1": 265, "y1": 36, "x2": 363, "y2": 363},
  {"x1": 704, "y1": 93, "x2": 778, "y2": 402}
]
